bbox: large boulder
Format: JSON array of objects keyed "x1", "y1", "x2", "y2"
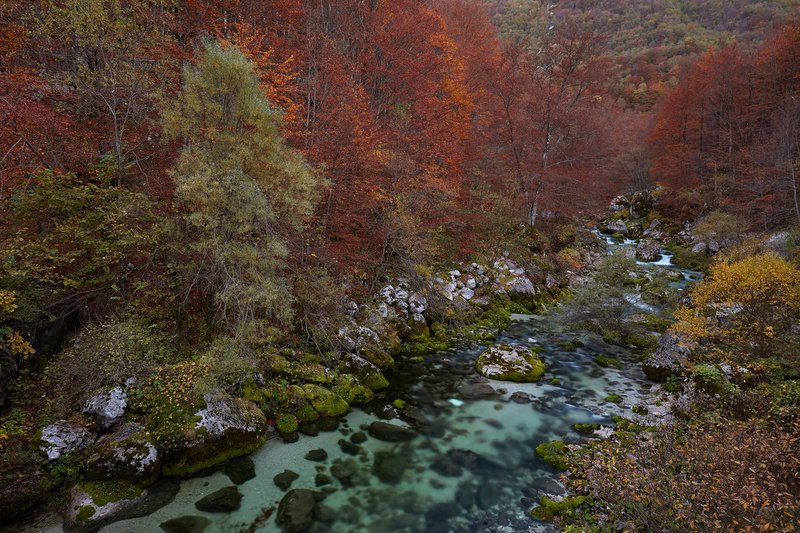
[
  {"x1": 643, "y1": 331, "x2": 695, "y2": 382},
  {"x1": 84, "y1": 423, "x2": 160, "y2": 486},
  {"x1": 161, "y1": 393, "x2": 267, "y2": 476},
  {"x1": 635, "y1": 239, "x2": 662, "y2": 262},
  {"x1": 40, "y1": 420, "x2": 93, "y2": 461},
  {"x1": 63, "y1": 479, "x2": 179, "y2": 532},
  {"x1": 475, "y1": 344, "x2": 545, "y2": 382},
  {"x1": 83, "y1": 386, "x2": 127, "y2": 430},
  {"x1": 606, "y1": 219, "x2": 628, "y2": 235},
  {"x1": 505, "y1": 276, "x2": 538, "y2": 305},
  {"x1": 330, "y1": 373, "x2": 373, "y2": 405}
]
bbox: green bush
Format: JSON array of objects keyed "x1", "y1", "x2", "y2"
[{"x1": 38, "y1": 319, "x2": 178, "y2": 420}]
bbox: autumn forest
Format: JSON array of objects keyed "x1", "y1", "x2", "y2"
[{"x1": 1, "y1": 1, "x2": 799, "y2": 532}]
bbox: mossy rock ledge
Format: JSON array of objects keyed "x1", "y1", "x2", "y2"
[{"x1": 475, "y1": 344, "x2": 545, "y2": 382}]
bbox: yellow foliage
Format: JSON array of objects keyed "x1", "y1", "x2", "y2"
[
  {"x1": 0, "y1": 290, "x2": 17, "y2": 314},
  {"x1": 674, "y1": 254, "x2": 800, "y2": 356},
  {"x1": 6, "y1": 331, "x2": 35, "y2": 359}
]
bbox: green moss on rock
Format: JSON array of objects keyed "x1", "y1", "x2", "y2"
[
  {"x1": 605, "y1": 394, "x2": 623, "y2": 404},
  {"x1": 530, "y1": 495, "x2": 588, "y2": 521},
  {"x1": 594, "y1": 355, "x2": 621, "y2": 368},
  {"x1": 76, "y1": 505, "x2": 96, "y2": 522},
  {"x1": 81, "y1": 480, "x2": 143, "y2": 507},
  {"x1": 535, "y1": 440, "x2": 569, "y2": 471},
  {"x1": 476, "y1": 344, "x2": 545, "y2": 382},
  {"x1": 573, "y1": 423, "x2": 601, "y2": 435},
  {"x1": 276, "y1": 413, "x2": 298, "y2": 434},
  {"x1": 331, "y1": 374, "x2": 373, "y2": 405},
  {"x1": 302, "y1": 384, "x2": 349, "y2": 417}
]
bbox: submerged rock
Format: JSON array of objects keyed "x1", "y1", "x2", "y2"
[
  {"x1": 509, "y1": 391, "x2": 532, "y2": 404},
  {"x1": 367, "y1": 421, "x2": 417, "y2": 442},
  {"x1": 475, "y1": 344, "x2": 545, "y2": 382},
  {"x1": 330, "y1": 458, "x2": 359, "y2": 485},
  {"x1": 304, "y1": 449, "x2": 328, "y2": 462},
  {"x1": 372, "y1": 449, "x2": 410, "y2": 484},
  {"x1": 457, "y1": 381, "x2": 498, "y2": 399},
  {"x1": 277, "y1": 489, "x2": 318, "y2": 533},
  {"x1": 273, "y1": 470, "x2": 299, "y2": 492},
  {"x1": 159, "y1": 515, "x2": 211, "y2": 533},
  {"x1": 195, "y1": 486, "x2": 242, "y2": 513},
  {"x1": 223, "y1": 456, "x2": 256, "y2": 485},
  {"x1": 338, "y1": 439, "x2": 361, "y2": 456}
]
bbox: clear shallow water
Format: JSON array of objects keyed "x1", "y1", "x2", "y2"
[
  {"x1": 104, "y1": 323, "x2": 663, "y2": 533},
  {"x1": 102, "y1": 239, "x2": 697, "y2": 533}
]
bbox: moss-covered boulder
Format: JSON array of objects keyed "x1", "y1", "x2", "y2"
[
  {"x1": 535, "y1": 440, "x2": 569, "y2": 471},
  {"x1": 266, "y1": 353, "x2": 332, "y2": 384},
  {"x1": 360, "y1": 346, "x2": 395, "y2": 371},
  {"x1": 84, "y1": 423, "x2": 160, "y2": 486},
  {"x1": 331, "y1": 373, "x2": 373, "y2": 405},
  {"x1": 275, "y1": 413, "x2": 299, "y2": 434},
  {"x1": 301, "y1": 384, "x2": 349, "y2": 417},
  {"x1": 160, "y1": 393, "x2": 267, "y2": 477},
  {"x1": 475, "y1": 344, "x2": 545, "y2": 382},
  {"x1": 337, "y1": 354, "x2": 389, "y2": 390},
  {"x1": 63, "y1": 479, "x2": 179, "y2": 532}
]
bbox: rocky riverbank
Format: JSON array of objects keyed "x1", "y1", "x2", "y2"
[{"x1": 2, "y1": 225, "x2": 602, "y2": 531}]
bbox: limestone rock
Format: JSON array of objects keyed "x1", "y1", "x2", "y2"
[
  {"x1": 475, "y1": 344, "x2": 545, "y2": 382},
  {"x1": 161, "y1": 393, "x2": 267, "y2": 476},
  {"x1": 83, "y1": 386, "x2": 127, "y2": 430},
  {"x1": 606, "y1": 219, "x2": 628, "y2": 235},
  {"x1": 642, "y1": 331, "x2": 695, "y2": 382},
  {"x1": 63, "y1": 479, "x2": 179, "y2": 533},
  {"x1": 40, "y1": 420, "x2": 93, "y2": 461},
  {"x1": 84, "y1": 423, "x2": 160, "y2": 486},
  {"x1": 635, "y1": 239, "x2": 662, "y2": 262}
]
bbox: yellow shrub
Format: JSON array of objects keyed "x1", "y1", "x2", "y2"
[
  {"x1": 674, "y1": 254, "x2": 800, "y2": 357},
  {"x1": 0, "y1": 290, "x2": 17, "y2": 315}
]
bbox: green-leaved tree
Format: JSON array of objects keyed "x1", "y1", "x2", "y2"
[{"x1": 163, "y1": 42, "x2": 322, "y2": 333}]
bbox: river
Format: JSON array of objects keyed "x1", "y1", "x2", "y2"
[{"x1": 95, "y1": 238, "x2": 699, "y2": 533}]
